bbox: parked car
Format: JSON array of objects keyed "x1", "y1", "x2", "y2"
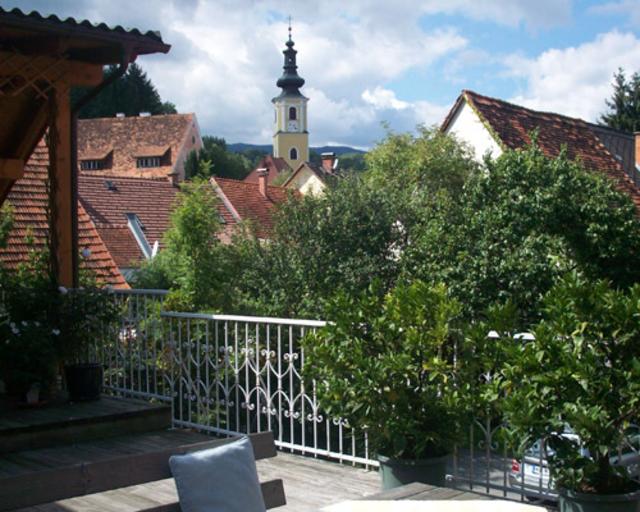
[{"x1": 509, "y1": 425, "x2": 640, "y2": 500}]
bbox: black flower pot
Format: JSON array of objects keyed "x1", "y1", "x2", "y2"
[
  {"x1": 377, "y1": 454, "x2": 449, "y2": 490},
  {"x1": 559, "y1": 488, "x2": 640, "y2": 512},
  {"x1": 64, "y1": 363, "x2": 103, "y2": 402}
]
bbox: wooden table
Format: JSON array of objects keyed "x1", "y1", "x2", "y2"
[{"x1": 322, "y1": 483, "x2": 548, "y2": 511}]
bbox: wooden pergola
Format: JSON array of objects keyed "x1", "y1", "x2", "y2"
[{"x1": 0, "y1": 7, "x2": 170, "y2": 286}]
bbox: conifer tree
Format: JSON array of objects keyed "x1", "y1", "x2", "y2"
[
  {"x1": 600, "y1": 68, "x2": 640, "y2": 132},
  {"x1": 72, "y1": 63, "x2": 177, "y2": 118}
]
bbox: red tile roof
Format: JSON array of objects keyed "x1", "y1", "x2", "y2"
[
  {"x1": 0, "y1": 141, "x2": 127, "y2": 288},
  {"x1": 212, "y1": 178, "x2": 293, "y2": 238},
  {"x1": 78, "y1": 114, "x2": 197, "y2": 179},
  {"x1": 244, "y1": 155, "x2": 292, "y2": 185},
  {"x1": 283, "y1": 161, "x2": 334, "y2": 188},
  {"x1": 443, "y1": 90, "x2": 640, "y2": 211},
  {"x1": 79, "y1": 175, "x2": 179, "y2": 268}
]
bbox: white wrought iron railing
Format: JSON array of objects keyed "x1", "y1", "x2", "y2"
[
  {"x1": 107, "y1": 289, "x2": 618, "y2": 502},
  {"x1": 102, "y1": 289, "x2": 376, "y2": 468}
]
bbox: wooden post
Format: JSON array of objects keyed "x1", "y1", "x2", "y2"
[{"x1": 50, "y1": 84, "x2": 76, "y2": 288}]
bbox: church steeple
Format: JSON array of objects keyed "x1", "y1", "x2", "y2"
[
  {"x1": 275, "y1": 21, "x2": 306, "y2": 99},
  {"x1": 272, "y1": 19, "x2": 309, "y2": 169}
]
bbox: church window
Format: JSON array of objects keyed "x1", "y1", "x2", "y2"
[
  {"x1": 290, "y1": 147, "x2": 298, "y2": 160},
  {"x1": 289, "y1": 106, "x2": 297, "y2": 120}
]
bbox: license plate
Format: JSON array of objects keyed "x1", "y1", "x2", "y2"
[{"x1": 526, "y1": 463, "x2": 543, "y2": 475}]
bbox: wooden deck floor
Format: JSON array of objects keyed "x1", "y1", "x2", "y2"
[{"x1": 15, "y1": 452, "x2": 381, "y2": 512}]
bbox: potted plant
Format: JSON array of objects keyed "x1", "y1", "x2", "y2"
[
  {"x1": 500, "y1": 273, "x2": 640, "y2": 511},
  {"x1": 56, "y1": 286, "x2": 119, "y2": 402},
  {"x1": 303, "y1": 281, "x2": 468, "y2": 489},
  {"x1": 0, "y1": 266, "x2": 59, "y2": 403}
]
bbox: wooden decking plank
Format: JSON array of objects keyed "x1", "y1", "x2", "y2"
[
  {"x1": 0, "y1": 432, "x2": 247, "y2": 511},
  {"x1": 361, "y1": 482, "x2": 431, "y2": 501}
]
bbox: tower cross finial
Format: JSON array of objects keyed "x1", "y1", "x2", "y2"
[{"x1": 288, "y1": 15, "x2": 292, "y2": 40}]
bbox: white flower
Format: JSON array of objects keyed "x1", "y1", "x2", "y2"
[
  {"x1": 11, "y1": 326, "x2": 19, "y2": 335},
  {"x1": 52, "y1": 329, "x2": 60, "y2": 336},
  {"x1": 21, "y1": 321, "x2": 27, "y2": 326},
  {"x1": 58, "y1": 286, "x2": 68, "y2": 294},
  {"x1": 34, "y1": 321, "x2": 40, "y2": 327}
]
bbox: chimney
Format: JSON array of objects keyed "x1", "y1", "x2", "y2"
[
  {"x1": 321, "y1": 152, "x2": 337, "y2": 173},
  {"x1": 167, "y1": 171, "x2": 179, "y2": 187},
  {"x1": 139, "y1": 112, "x2": 151, "y2": 117},
  {"x1": 115, "y1": 112, "x2": 125, "y2": 118},
  {"x1": 257, "y1": 168, "x2": 269, "y2": 198}
]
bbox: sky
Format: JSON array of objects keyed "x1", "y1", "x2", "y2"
[{"x1": 6, "y1": 0, "x2": 640, "y2": 148}]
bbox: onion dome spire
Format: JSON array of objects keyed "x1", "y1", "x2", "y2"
[{"x1": 275, "y1": 18, "x2": 305, "y2": 99}]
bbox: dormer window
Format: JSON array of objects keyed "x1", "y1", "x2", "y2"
[
  {"x1": 134, "y1": 146, "x2": 170, "y2": 169},
  {"x1": 81, "y1": 159, "x2": 103, "y2": 170},
  {"x1": 78, "y1": 149, "x2": 112, "y2": 171},
  {"x1": 136, "y1": 156, "x2": 161, "y2": 168}
]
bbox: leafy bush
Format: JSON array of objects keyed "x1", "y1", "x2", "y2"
[
  {"x1": 0, "y1": 249, "x2": 118, "y2": 396},
  {"x1": 302, "y1": 281, "x2": 468, "y2": 459},
  {"x1": 405, "y1": 141, "x2": 640, "y2": 323},
  {"x1": 501, "y1": 272, "x2": 640, "y2": 494},
  {"x1": 132, "y1": 178, "x2": 229, "y2": 311}
]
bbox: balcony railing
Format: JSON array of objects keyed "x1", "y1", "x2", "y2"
[
  {"x1": 102, "y1": 289, "x2": 375, "y2": 468},
  {"x1": 103, "y1": 289, "x2": 586, "y2": 503}
]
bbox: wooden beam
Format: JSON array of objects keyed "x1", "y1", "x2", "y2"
[
  {"x1": 0, "y1": 158, "x2": 24, "y2": 180},
  {"x1": 0, "y1": 51, "x2": 103, "y2": 87},
  {"x1": 51, "y1": 84, "x2": 75, "y2": 288}
]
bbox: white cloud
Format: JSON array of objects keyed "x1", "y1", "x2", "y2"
[
  {"x1": 504, "y1": 30, "x2": 640, "y2": 122},
  {"x1": 589, "y1": 1, "x2": 640, "y2": 25},
  {"x1": 362, "y1": 87, "x2": 410, "y2": 110},
  {"x1": 2, "y1": 0, "x2": 575, "y2": 146},
  {"x1": 421, "y1": 0, "x2": 572, "y2": 29}
]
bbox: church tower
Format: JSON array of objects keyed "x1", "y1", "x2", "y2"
[{"x1": 272, "y1": 23, "x2": 308, "y2": 169}]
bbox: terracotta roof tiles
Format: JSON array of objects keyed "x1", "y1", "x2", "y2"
[
  {"x1": 443, "y1": 90, "x2": 640, "y2": 211},
  {"x1": 78, "y1": 114, "x2": 195, "y2": 178},
  {"x1": 212, "y1": 178, "x2": 293, "y2": 239},
  {"x1": 244, "y1": 155, "x2": 292, "y2": 185},
  {"x1": 79, "y1": 175, "x2": 179, "y2": 268},
  {"x1": 0, "y1": 141, "x2": 127, "y2": 288}
]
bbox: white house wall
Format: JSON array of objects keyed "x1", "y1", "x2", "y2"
[
  {"x1": 287, "y1": 168, "x2": 326, "y2": 195},
  {"x1": 445, "y1": 100, "x2": 502, "y2": 163}
]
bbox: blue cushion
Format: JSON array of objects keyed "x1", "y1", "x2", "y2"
[{"x1": 169, "y1": 436, "x2": 266, "y2": 512}]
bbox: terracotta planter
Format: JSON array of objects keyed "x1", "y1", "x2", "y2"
[
  {"x1": 377, "y1": 453, "x2": 449, "y2": 490},
  {"x1": 559, "y1": 488, "x2": 640, "y2": 512}
]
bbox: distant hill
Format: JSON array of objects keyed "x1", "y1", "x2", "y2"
[{"x1": 228, "y1": 143, "x2": 366, "y2": 156}]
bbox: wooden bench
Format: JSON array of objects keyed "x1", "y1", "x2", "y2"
[{"x1": 1, "y1": 430, "x2": 286, "y2": 511}]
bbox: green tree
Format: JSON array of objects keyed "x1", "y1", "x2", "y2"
[
  {"x1": 72, "y1": 63, "x2": 177, "y2": 119},
  {"x1": 232, "y1": 174, "x2": 409, "y2": 317},
  {"x1": 189, "y1": 136, "x2": 251, "y2": 180},
  {"x1": 338, "y1": 152, "x2": 366, "y2": 172},
  {"x1": 404, "y1": 141, "x2": 640, "y2": 323},
  {"x1": 600, "y1": 68, "x2": 640, "y2": 132},
  {"x1": 365, "y1": 124, "x2": 477, "y2": 196},
  {"x1": 132, "y1": 179, "x2": 226, "y2": 311},
  {"x1": 501, "y1": 273, "x2": 640, "y2": 494},
  {"x1": 0, "y1": 203, "x2": 13, "y2": 249}
]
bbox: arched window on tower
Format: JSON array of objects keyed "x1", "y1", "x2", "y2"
[
  {"x1": 289, "y1": 106, "x2": 297, "y2": 120},
  {"x1": 290, "y1": 147, "x2": 298, "y2": 161}
]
